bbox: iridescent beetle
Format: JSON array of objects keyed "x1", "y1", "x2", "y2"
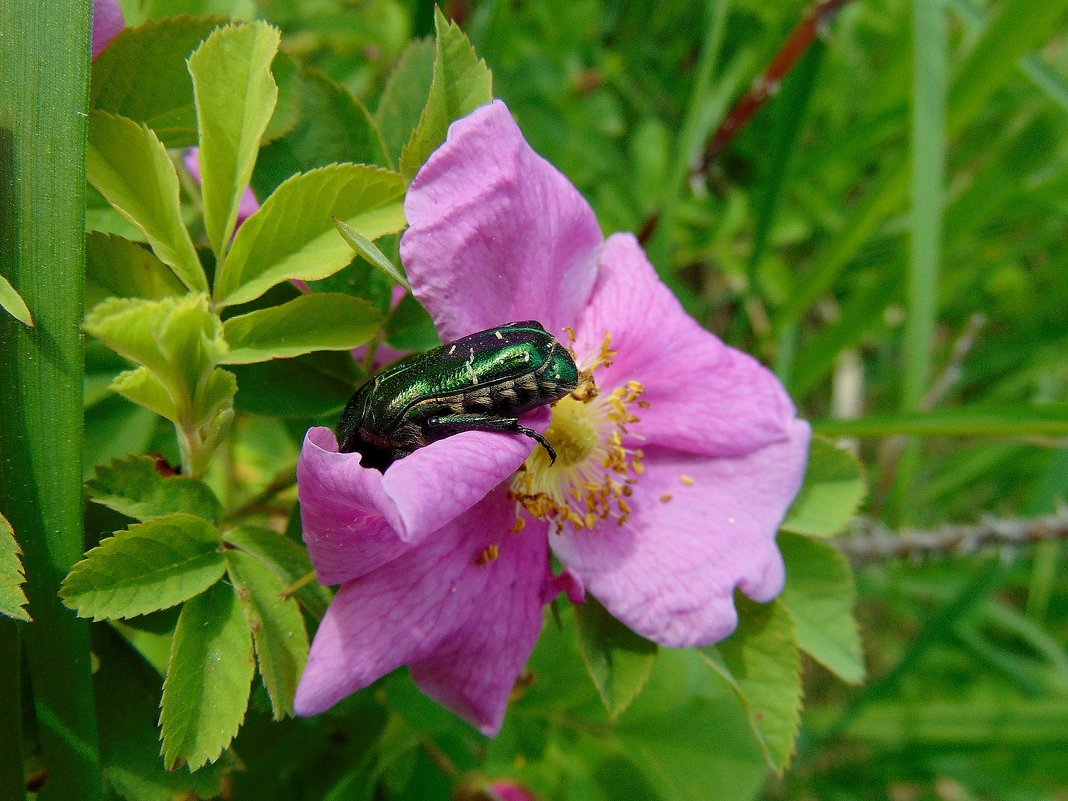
[{"x1": 337, "y1": 321, "x2": 579, "y2": 470}]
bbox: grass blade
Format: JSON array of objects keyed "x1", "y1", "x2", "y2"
[{"x1": 0, "y1": 2, "x2": 104, "y2": 798}]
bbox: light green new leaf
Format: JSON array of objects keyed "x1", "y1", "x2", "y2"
[
  {"x1": 399, "y1": 9, "x2": 493, "y2": 180},
  {"x1": 778, "y1": 532, "x2": 865, "y2": 683},
  {"x1": 0, "y1": 273, "x2": 33, "y2": 327},
  {"x1": 0, "y1": 513, "x2": 30, "y2": 621},
  {"x1": 90, "y1": 16, "x2": 222, "y2": 147},
  {"x1": 188, "y1": 22, "x2": 280, "y2": 259},
  {"x1": 221, "y1": 292, "x2": 383, "y2": 364},
  {"x1": 223, "y1": 525, "x2": 331, "y2": 618},
  {"x1": 215, "y1": 164, "x2": 407, "y2": 307},
  {"x1": 573, "y1": 595, "x2": 657, "y2": 718},
  {"x1": 225, "y1": 550, "x2": 309, "y2": 719},
  {"x1": 84, "y1": 294, "x2": 226, "y2": 414},
  {"x1": 333, "y1": 218, "x2": 411, "y2": 290},
  {"x1": 193, "y1": 368, "x2": 237, "y2": 429},
  {"x1": 160, "y1": 581, "x2": 254, "y2": 770},
  {"x1": 87, "y1": 110, "x2": 207, "y2": 292},
  {"x1": 700, "y1": 599, "x2": 803, "y2": 773},
  {"x1": 85, "y1": 232, "x2": 186, "y2": 308},
  {"x1": 87, "y1": 455, "x2": 223, "y2": 524},
  {"x1": 60, "y1": 513, "x2": 225, "y2": 621},
  {"x1": 781, "y1": 435, "x2": 866, "y2": 537},
  {"x1": 375, "y1": 37, "x2": 436, "y2": 168},
  {"x1": 111, "y1": 367, "x2": 181, "y2": 423}
]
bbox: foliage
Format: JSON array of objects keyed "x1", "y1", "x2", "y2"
[{"x1": 3, "y1": 0, "x2": 1065, "y2": 799}]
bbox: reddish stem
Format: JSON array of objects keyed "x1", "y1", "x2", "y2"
[{"x1": 694, "y1": 0, "x2": 852, "y2": 175}]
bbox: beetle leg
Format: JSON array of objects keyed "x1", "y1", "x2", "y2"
[{"x1": 425, "y1": 414, "x2": 559, "y2": 465}]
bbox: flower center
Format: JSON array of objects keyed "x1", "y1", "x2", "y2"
[{"x1": 509, "y1": 332, "x2": 646, "y2": 533}]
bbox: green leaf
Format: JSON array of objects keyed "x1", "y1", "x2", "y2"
[
  {"x1": 0, "y1": 514, "x2": 30, "y2": 621},
  {"x1": 386, "y1": 291, "x2": 439, "y2": 352},
  {"x1": 225, "y1": 549, "x2": 309, "y2": 719},
  {"x1": 85, "y1": 232, "x2": 186, "y2": 308},
  {"x1": 194, "y1": 367, "x2": 238, "y2": 429},
  {"x1": 781, "y1": 435, "x2": 866, "y2": 537},
  {"x1": 0, "y1": 272, "x2": 33, "y2": 327},
  {"x1": 188, "y1": 21, "x2": 280, "y2": 259},
  {"x1": 375, "y1": 36, "x2": 436, "y2": 168},
  {"x1": 613, "y1": 649, "x2": 771, "y2": 801},
  {"x1": 223, "y1": 525, "x2": 331, "y2": 618},
  {"x1": 399, "y1": 9, "x2": 493, "y2": 180},
  {"x1": 333, "y1": 217, "x2": 411, "y2": 290},
  {"x1": 96, "y1": 627, "x2": 232, "y2": 801},
  {"x1": 230, "y1": 350, "x2": 361, "y2": 419},
  {"x1": 573, "y1": 595, "x2": 658, "y2": 718},
  {"x1": 90, "y1": 16, "x2": 222, "y2": 147},
  {"x1": 221, "y1": 292, "x2": 383, "y2": 364},
  {"x1": 111, "y1": 367, "x2": 181, "y2": 423},
  {"x1": 86, "y1": 455, "x2": 223, "y2": 523},
  {"x1": 61, "y1": 513, "x2": 224, "y2": 621},
  {"x1": 160, "y1": 581, "x2": 254, "y2": 771},
  {"x1": 215, "y1": 164, "x2": 407, "y2": 307},
  {"x1": 700, "y1": 599, "x2": 803, "y2": 773},
  {"x1": 261, "y1": 51, "x2": 302, "y2": 145},
  {"x1": 253, "y1": 68, "x2": 389, "y2": 198},
  {"x1": 84, "y1": 294, "x2": 226, "y2": 413},
  {"x1": 86, "y1": 110, "x2": 207, "y2": 292},
  {"x1": 778, "y1": 532, "x2": 865, "y2": 684}
]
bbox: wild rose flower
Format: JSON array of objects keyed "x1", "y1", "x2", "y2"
[
  {"x1": 92, "y1": 0, "x2": 125, "y2": 58},
  {"x1": 294, "y1": 101, "x2": 810, "y2": 734}
]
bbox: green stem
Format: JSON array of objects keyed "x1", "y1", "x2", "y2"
[{"x1": 0, "y1": 2, "x2": 103, "y2": 799}]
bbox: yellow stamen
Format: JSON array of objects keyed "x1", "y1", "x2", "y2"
[
  {"x1": 476, "y1": 544, "x2": 500, "y2": 565},
  {"x1": 509, "y1": 331, "x2": 647, "y2": 534}
]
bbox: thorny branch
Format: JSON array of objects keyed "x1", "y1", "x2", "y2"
[{"x1": 836, "y1": 509, "x2": 1068, "y2": 563}]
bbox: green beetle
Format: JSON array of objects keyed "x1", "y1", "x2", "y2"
[{"x1": 337, "y1": 321, "x2": 579, "y2": 470}]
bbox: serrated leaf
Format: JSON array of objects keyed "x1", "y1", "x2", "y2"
[
  {"x1": 61, "y1": 513, "x2": 224, "y2": 621},
  {"x1": 85, "y1": 232, "x2": 186, "y2": 308},
  {"x1": 111, "y1": 367, "x2": 181, "y2": 423},
  {"x1": 188, "y1": 22, "x2": 280, "y2": 258},
  {"x1": 84, "y1": 294, "x2": 226, "y2": 413},
  {"x1": 230, "y1": 350, "x2": 362, "y2": 419},
  {"x1": 0, "y1": 513, "x2": 31, "y2": 621},
  {"x1": 700, "y1": 599, "x2": 803, "y2": 773},
  {"x1": 160, "y1": 581, "x2": 254, "y2": 770},
  {"x1": 221, "y1": 292, "x2": 383, "y2": 364},
  {"x1": 87, "y1": 110, "x2": 207, "y2": 292},
  {"x1": 400, "y1": 10, "x2": 493, "y2": 180},
  {"x1": 96, "y1": 627, "x2": 233, "y2": 801},
  {"x1": 253, "y1": 68, "x2": 389, "y2": 198},
  {"x1": 225, "y1": 549, "x2": 309, "y2": 719},
  {"x1": 262, "y1": 51, "x2": 301, "y2": 145},
  {"x1": 333, "y1": 218, "x2": 411, "y2": 290},
  {"x1": 781, "y1": 435, "x2": 866, "y2": 537},
  {"x1": 90, "y1": 16, "x2": 222, "y2": 147},
  {"x1": 573, "y1": 595, "x2": 658, "y2": 718},
  {"x1": 223, "y1": 525, "x2": 331, "y2": 618},
  {"x1": 0, "y1": 272, "x2": 33, "y2": 327},
  {"x1": 778, "y1": 532, "x2": 865, "y2": 683},
  {"x1": 87, "y1": 455, "x2": 223, "y2": 523},
  {"x1": 375, "y1": 37, "x2": 436, "y2": 168},
  {"x1": 215, "y1": 164, "x2": 407, "y2": 307}
]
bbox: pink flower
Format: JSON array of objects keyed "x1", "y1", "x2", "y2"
[
  {"x1": 92, "y1": 0, "x2": 125, "y2": 58},
  {"x1": 294, "y1": 101, "x2": 809, "y2": 734}
]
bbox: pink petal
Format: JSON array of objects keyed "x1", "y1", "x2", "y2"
[
  {"x1": 573, "y1": 233, "x2": 799, "y2": 457},
  {"x1": 550, "y1": 421, "x2": 810, "y2": 647},
  {"x1": 92, "y1": 0, "x2": 125, "y2": 58},
  {"x1": 401, "y1": 101, "x2": 603, "y2": 343},
  {"x1": 294, "y1": 487, "x2": 550, "y2": 736},
  {"x1": 298, "y1": 426, "x2": 535, "y2": 585}
]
